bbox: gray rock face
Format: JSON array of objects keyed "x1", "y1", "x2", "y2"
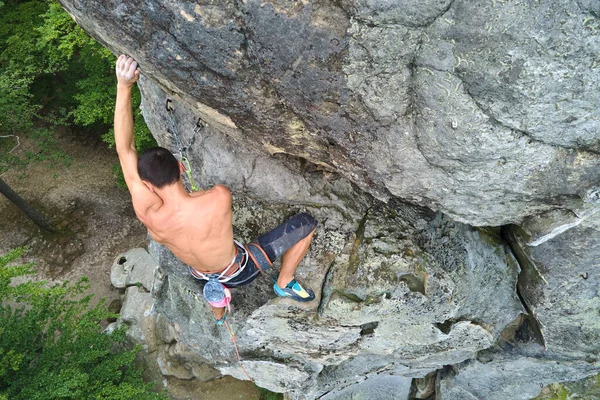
[
  {"x1": 437, "y1": 345, "x2": 600, "y2": 400},
  {"x1": 59, "y1": 0, "x2": 600, "y2": 397},
  {"x1": 317, "y1": 210, "x2": 523, "y2": 366},
  {"x1": 143, "y1": 163, "x2": 523, "y2": 399},
  {"x1": 320, "y1": 375, "x2": 412, "y2": 400},
  {"x1": 506, "y1": 203, "x2": 600, "y2": 359},
  {"x1": 120, "y1": 286, "x2": 159, "y2": 352},
  {"x1": 436, "y1": 204, "x2": 600, "y2": 399},
  {"x1": 109, "y1": 248, "x2": 223, "y2": 389},
  {"x1": 424, "y1": 1, "x2": 599, "y2": 150},
  {"x1": 110, "y1": 248, "x2": 158, "y2": 291},
  {"x1": 58, "y1": 0, "x2": 600, "y2": 226}
]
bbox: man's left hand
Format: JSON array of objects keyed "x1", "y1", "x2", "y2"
[{"x1": 116, "y1": 55, "x2": 140, "y2": 87}]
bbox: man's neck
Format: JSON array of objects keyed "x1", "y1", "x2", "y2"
[{"x1": 154, "y1": 182, "x2": 189, "y2": 205}]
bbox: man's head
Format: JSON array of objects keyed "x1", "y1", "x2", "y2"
[{"x1": 137, "y1": 147, "x2": 180, "y2": 188}]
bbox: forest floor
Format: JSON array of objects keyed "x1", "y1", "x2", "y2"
[
  {"x1": 0, "y1": 128, "x2": 262, "y2": 400},
  {"x1": 0, "y1": 127, "x2": 146, "y2": 304}
]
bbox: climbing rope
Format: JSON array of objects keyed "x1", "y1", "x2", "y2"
[
  {"x1": 224, "y1": 320, "x2": 254, "y2": 382},
  {"x1": 217, "y1": 263, "x2": 278, "y2": 383},
  {"x1": 165, "y1": 99, "x2": 200, "y2": 191}
]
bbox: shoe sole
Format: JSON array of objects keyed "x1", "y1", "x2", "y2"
[{"x1": 274, "y1": 285, "x2": 315, "y2": 302}]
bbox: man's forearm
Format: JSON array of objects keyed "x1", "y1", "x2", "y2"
[{"x1": 114, "y1": 84, "x2": 135, "y2": 154}]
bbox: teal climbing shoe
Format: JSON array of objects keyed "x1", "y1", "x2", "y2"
[{"x1": 273, "y1": 279, "x2": 315, "y2": 302}]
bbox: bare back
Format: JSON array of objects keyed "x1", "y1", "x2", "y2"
[
  {"x1": 137, "y1": 184, "x2": 236, "y2": 273},
  {"x1": 112, "y1": 59, "x2": 235, "y2": 276}
]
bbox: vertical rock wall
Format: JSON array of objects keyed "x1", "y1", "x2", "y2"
[{"x1": 437, "y1": 202, "x2": 600, "y2": 398}]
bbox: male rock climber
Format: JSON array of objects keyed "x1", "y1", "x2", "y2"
[{"x1": 114, "y1": 55, "x2": 317, "y2": 324}]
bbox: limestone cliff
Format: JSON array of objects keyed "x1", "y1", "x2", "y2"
[{"x1": 60, "y1": 0, "x2": 600, "y2": 398}]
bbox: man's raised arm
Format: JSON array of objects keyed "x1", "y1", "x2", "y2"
[
  {"x1": 114, "y1": 55, "x2": 139, "y2": 157},
  {"x1": 113, "y1": 55, "x2": 160, "y2": 216}
]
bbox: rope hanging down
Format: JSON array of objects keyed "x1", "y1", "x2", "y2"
[
  {"x1": 165, "y1": 99, "x2": 201, "y2": 191},
  {"x1": 224, "y1": 321, "x2": 254, "y2": 382}
]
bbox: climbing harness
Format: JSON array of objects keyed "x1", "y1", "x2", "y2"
[
  {"x1": 188, "y1": 240, "x2": 249, "y2": 302},
  {"x1": 165, "y1": 99, "x2": 202, "y2": 191},
  {"x1": 188, "y1": 241, "x2": 248, "y2": 282}
]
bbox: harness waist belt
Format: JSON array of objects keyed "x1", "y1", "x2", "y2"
[{"x1": 189, "y1": 240, "x2": 248, "y2": 283}]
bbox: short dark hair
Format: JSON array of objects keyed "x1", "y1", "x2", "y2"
[{"x1": 137, "y1": 147, "x2": 180, "y2": 188}]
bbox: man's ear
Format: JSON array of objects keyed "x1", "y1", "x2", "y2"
[
  {"x1": 178, "y1": 161, "x2": 186, "y2": 175},
  {"x1": 142, "y1": 180, "x2": 155, "y2": 192}
]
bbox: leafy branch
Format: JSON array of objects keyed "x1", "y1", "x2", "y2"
[{"x1": 0, "y1": 248, "x2": 167, "y2": 399}]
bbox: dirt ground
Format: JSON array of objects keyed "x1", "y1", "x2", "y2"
[
  {"x1": 0, "y1": 129, "x2": 263, "y2": 400},
  {"x1": 0, "y1": 128, "x2": 146, "y2": 303}
]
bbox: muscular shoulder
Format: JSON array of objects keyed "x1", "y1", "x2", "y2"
[
  {"x1": 131, "y1": 185, "x2": 162, "y2": 223},
  {"x1": 210, "y1": 184, "x2": 232, "y2": 206},
  {"x1": 211, "y1": 184, "x2": 231, "y2": 197},
  {"x1": 190, "y1": 184, "x2": 232, "y2": 205}
]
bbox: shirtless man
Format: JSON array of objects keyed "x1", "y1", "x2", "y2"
[{"x1": 114, "y1": 55, "x2": 317, "y2": 323}]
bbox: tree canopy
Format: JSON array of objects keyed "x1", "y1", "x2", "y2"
[
  {"x1": 0, "y1": 0, "x2": 155, "y2": 179},
  {"x1": 0, "y1": 248, "x2": 167, "y2": 399}
]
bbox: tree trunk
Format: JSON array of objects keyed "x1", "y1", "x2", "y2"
[{"x1": 0, "y1": 177, "x2": 56, "y2": 232}]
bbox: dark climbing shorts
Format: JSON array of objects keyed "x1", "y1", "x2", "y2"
[{"x1": 222, "y1": 212, "x2": 318, "y2": 288}]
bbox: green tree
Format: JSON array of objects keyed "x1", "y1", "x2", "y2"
[
  {"x1": 0, "y1": 248, "x2": 167, "y2": 399},
  {"x1": 0, "y1": 0, "x2": 155, "y2": 177},
  {"x1": 1, "y1": 0, "x2": 158, "y2": 229}
]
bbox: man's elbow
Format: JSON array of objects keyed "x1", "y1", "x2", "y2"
[{"x1": 115, "y1": 143, "x2": 135, "y2": 156}]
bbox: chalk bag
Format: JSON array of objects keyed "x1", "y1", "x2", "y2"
[{"x1": 203, "y1": 276, "x2": 232, "y2": 309}]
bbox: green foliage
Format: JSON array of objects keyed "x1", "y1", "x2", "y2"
[
  {"x1": 36, "y1": 1, "x2": 93, "y2": 73},
  {"x1": 36, "y1": 1, "x2": 117, "y2": 127},
  {"x1": 260, "y1": 388, "x2": 284, "y2": 400},
  {"x1": 0, "y1": 74, "x2": 36, "y2": 135},
  {"x1": 0, "y1": 248, "x2": 167, "y2": 399},
  {"x1": 549, "y1": 384, "x2": 570, "y2": 400},
  {"x1": 0, "y1": 0, "x2": 156, "y2": 182},
  {"x1": 0, "y1": 0, "x2": 44, "y2": 137},
  {"x1": 532, "y1": 383, "x2": 571, "y2": 400},
  {"x1": 0, "y1": 0, "x2": 109, "y2": 126}
]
